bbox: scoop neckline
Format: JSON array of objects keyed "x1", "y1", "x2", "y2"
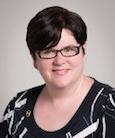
[{"x1": 24, "y1": 79, "x2": 101, "y2": 137}]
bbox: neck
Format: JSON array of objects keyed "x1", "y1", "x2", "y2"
[{"x1": 43, "y1": 75, "x2": 85, "y2": 103}]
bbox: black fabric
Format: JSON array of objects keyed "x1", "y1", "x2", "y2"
[{"x1": 0, "y1": 79, "x2": 115, "y2": 138}]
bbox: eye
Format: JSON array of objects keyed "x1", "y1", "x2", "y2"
[
  {"x1": 63, "y1": 47, "x2": 72, "y2": 52},
  {"x1": 63, "y1": 46, "x2": 77, "y2": 52},
  {"x1": 42, "y1": 49, "x2": 54, "y2": 54}
]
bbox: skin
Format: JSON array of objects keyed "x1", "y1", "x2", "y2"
[
  {"x1": 34, "y1": 29, "x2": 86, "y2": 95},
  {"x1": 33, "y1": 28, "x2": 94, "y2": 131}
]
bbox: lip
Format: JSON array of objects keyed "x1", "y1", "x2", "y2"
[{"x1": 52, "y1": 69, "x2": 70, "y2": 75}]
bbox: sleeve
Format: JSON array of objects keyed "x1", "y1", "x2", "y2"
[
  {"x1": 101, "y1": 88, "x2": 115, "y2": 137},
  {"x1": 0, "y1": 121, "x2": 9, "y2": 137},
  {"x1": 0, "y1": 91, "x2": 27, "y2": 137},
  {"x1": 0, "y1": 97, "x2": 16, "y2": 137}
]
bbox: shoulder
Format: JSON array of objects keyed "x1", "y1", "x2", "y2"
[
  {"x1": 101, "y1": 84, "x2": 115, "y2": 117},
  {"x1": 0, "y1": 85, "x2": 44, "y2": 137},
  {"x1": 96, "y1": 80, "x2": 115, "y2": 118},
  {"x1": 94, "y1": 81, "x2": 115, "y2": 136},
  {"x1": 16, "y1": 84, "x2": 45, "y2": 100},
  {"x1": 3, "y1": 84, "x2": 44, "y2": 120},
  {"x1": 93, "y1": 79, "x2": 114, "y2": 97}
]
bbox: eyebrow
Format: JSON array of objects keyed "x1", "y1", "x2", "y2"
[{"x1": 49, "y1": 44, "x2": 80, "y2": 50}]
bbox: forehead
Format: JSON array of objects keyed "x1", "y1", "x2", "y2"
[{"x1": 54, "y1": 29, "x2": 78, "y2": 49}]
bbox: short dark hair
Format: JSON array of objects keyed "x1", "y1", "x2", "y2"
[{"x1": 26, "y1": 6, "x2": 87, "y2": 58}]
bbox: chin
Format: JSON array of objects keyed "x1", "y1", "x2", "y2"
[{"x1": 52, "y1": 80, "x2": 70, "y2": 89}]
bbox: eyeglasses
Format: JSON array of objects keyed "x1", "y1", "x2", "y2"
[{"x1": 37, "y1": 45, "x2": 82, "y2": 59}]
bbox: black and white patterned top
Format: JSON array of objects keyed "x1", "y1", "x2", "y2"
[{"x1": 0, "y1": 79, "x2": 115, "y2": 138}]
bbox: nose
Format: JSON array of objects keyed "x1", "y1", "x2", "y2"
[{"x1": 53, "y1": 52, "x2": 65, "y2": 66}]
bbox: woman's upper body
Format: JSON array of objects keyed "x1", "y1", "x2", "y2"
[
  {"x1": 1, "y1": 6, "x2": 115, "y2": 138},
  {"x1": 0, "y1": 78, "x2": 115, "y2": 138}
]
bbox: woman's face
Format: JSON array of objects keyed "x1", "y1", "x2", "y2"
[{"x1": 34, "y1": 29, "x2": 86, "y2": 89}]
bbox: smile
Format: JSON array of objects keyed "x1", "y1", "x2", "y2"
[{"x1": 52, "y1": 69, "x2": 70, "y2": 75}]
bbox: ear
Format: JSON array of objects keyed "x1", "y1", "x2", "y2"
[
  {"x1": 30, "y1": 53, "x2": 38, "y2": 69},
  {"x1": 83, "y1": 41, "x2": 87, "y2": 49},
  {"x1": 82, "y1": 41, "x2": 87, "y2": 55},
  {"x1": 33, "y1": 59, "x2": 39, "y2": 70}
]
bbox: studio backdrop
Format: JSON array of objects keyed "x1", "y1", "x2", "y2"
[{"x1": 0, "y1": 0, "x2": 115, "y2": 120}]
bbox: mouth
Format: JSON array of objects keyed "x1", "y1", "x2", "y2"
[{"x1": 52, "y1": 69, "x2": 70, "y2": 75}]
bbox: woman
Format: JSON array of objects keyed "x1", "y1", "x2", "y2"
[{"x1": 0, "y1": 6, "x2": 115, "y2": 138}]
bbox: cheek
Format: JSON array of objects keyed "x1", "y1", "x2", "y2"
[
  {"x1": 34, "y1": 60, "x2": 52, "y2": 72},
  {"x1": 70, "y1": 58, "x2": 85, "y2": 78},
  {"x1": 69, "y1": 55, "x2": 84, "y2": 68}
]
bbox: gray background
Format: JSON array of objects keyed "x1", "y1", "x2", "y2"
[{"x1": 0, "y1": 0, "x2": 115, "y2": 120}]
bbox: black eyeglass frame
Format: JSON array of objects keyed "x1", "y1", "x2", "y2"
[{"x1": 37, "y1": 45, "x2": 83, "y2": 59}]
